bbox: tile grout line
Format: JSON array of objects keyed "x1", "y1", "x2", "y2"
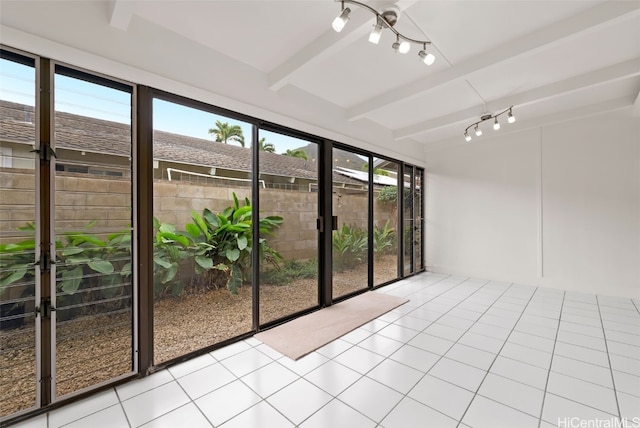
[
  {"x1": 454, "y1": 283, "x2": 541, "y2": 428},
  {"x1": 595, "y1": 294, "x2": 623, "y2": 424},
  {"x1": 536, "y1": 289, "x2": 566, "y2": 428},
  {"x1": 113, "y1": 388, "x2": 133, "y2": 428},
  {"x1": 165, "y1": 367, "x2": 218, "y2": 428},
  {"x1": 231, "y1": 362, "x2": 300, "y2": 426}
]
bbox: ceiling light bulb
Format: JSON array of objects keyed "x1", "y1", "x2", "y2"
[
  {"x1": 508, "y1": 110, "x2": 516, "y2": 123},
  {"x1": 418, "y1": 50, "x2": 435, "y2": 65},
  {"x1": 493, "y1": 117, "x2": 500, "y2": 130},
  {"x1": 332, "y1": 7, "x2": 351, "y2": 32},
  {"x1": 368, "y1": 19, "x2": 383, "y2": 44},
  {"x1": 474, "y1": 125, "x2": 482, "y2": 137},
  {"x1": 464, "y1": 132, "x2": 472, "y2": 142},
  {"x1": 398, "y1": 40, "x2": 410, "y2": 54}
]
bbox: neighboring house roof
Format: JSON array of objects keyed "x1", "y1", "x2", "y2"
[
  {"x1": 335, "y1": 166, "x2": 398, "y2": 186},
  {"x1": 0, "y1": 101, "x2": 364, "y2": 186}
]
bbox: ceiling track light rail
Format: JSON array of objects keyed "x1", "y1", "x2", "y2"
[
  {"x1": 332, "y1": 0, "x2": 435, "y2": 66},
  {"x1": 464, "y1": 107, "x2": 516, "y2": 142}
]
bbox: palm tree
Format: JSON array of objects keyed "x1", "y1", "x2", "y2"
[
  {"x1": 208, "y1": 120, "x2": 245, "y2": 147},
  {"x1": 258, "y1": 137, "x2": 276, "y2": 153},
  {"x1": 284, "y1": 148, "x2": 308, "y2": 160}
]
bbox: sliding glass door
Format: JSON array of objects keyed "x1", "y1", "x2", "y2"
[
  {"x1": 373, "y1": 158, "x2": 400, "y2": 286},
  {"x1": 332, "y1": 146, "x2": 370, "y2": 300},
  {"x1": 151, "y1": 97, "x2": 254, "y2": 363},
  {"x1": 258, "y1": 129, "x2": 320, "y2": 325}
]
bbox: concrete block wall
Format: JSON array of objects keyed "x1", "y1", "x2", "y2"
[{"x1": 1, "y1": 171, "x2": 396, "y2": 261}]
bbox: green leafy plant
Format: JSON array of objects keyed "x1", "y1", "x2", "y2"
[
  {"x1": 373, "y1": 220, "x2": 396, "y2": 260},
  {"x1": 0, "y1": 222, "x2": 36, "y2": 295},
  {"x1": 0, "y1": 221, "x2": 133, "y2": 323},
  {"x1": 377, "y1": 185, "x2": 398, "y2": 205},
  {"x1": 186, "y1": 193, "x2": 283, "y2": 294},
  {"x1": 261, "y1": 258, "x2": 317, "y2": 285},
  {"x1": 332, "y1": 224, "x2": 367, "y2": 271},
  {"x1": 152, "y1": 218, "x2": 193, "y2": 298}
]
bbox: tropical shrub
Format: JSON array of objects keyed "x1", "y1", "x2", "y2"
[
  {"x1": 152, "y1": 218, "x2": 193, "y2": 298},
  {"x1": 185, "y1": 193, "x2": 283, "y2": 294},
  {"x1": 332, "y1": 224, "x2": 367, "y2": 271},
  {"x1": 373, "y1": 220, "x2": 396, "y2": 260}
]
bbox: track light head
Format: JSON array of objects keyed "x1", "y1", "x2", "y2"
[
  {"x1": 398, "y1": 40, "x2": 410, "y2": 54},
  {"x1": 464, "y1": 132, "x2": 472, "y2": 142},
  {"x1": 368, "y1": 18, "x2": 383, "y2": 44},
  {"x1": 508, "y1": 109, "x2": 516, "y2": 123},
  {"x1": 493, "y1": 117, "x2": 500, "y2": 130},
  {"x1": 418, "y1": 47, "x2": 435, "y2": 65},
  {"x1": 474, "y1": 125, "x2": 482, "y2": 137},
  {"x1": 332, "y1": 6, "x2": 351, "y2": 32}
]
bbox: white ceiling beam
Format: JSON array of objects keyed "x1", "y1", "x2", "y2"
[
  {"x1": 347, "y1": 1, "x2": 640, "y2": 121},
  {"x1": 108, "y1": 0, "x2": 135, "y2": 31},
  {"x1": 268, "y1": 0, "x2": 420, "y2": 91},
  {"x1": 394, "y1": 57, "x2": 640, "y2": 140},
  {"x1": 396, "y1": 58, "x2": 640, "y2": 141},
  {"x1": 633, "y1": 90, "x2": 640, "y2": 117},
  {"x1": 267, "y1": 13, "x2": 371, "y2": 91}
]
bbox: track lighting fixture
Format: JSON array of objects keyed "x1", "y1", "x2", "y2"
[
  {"x1": 332, "y1": 0, "x2": 435, "y2": 65},
  {"x1": 464, "y1": 106, "x2": 516, "y2": 142}
]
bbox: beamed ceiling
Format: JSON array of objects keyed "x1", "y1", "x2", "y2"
[{"x1": 1, "y1": 0, "x2": 639, "y2": 159}]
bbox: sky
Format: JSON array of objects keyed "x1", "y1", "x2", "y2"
[{"x1": 0, "y1": 57, "x2": 308, "y2": 154}]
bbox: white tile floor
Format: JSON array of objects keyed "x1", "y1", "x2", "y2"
[{"x1": 12, "y1": 273, "x2": 640, "y2": 428}]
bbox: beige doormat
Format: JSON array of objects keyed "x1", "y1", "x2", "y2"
[{"x1": 255, "y1": 292, "x2": 409, "y2": 360}]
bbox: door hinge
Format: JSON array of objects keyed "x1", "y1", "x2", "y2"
[
  {"x1": 35, "y1": 296, "x2": 55, "y2": 319},
  {"x1": 37, "y1": 247, "x2": 54, "y2": 272},
  {"x1": 30, "y1": 146, "x2": 57, "y2": 163}
]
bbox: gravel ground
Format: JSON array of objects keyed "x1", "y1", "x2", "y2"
[{"x1": 1, "y1": 256, "x2": 399, "y2": 417}]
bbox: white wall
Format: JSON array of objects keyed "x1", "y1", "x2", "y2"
[{"x1": 426, "y1": 110, "x2": 640, "y2": 298}]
